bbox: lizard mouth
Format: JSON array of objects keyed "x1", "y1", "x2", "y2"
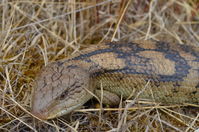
[
  {"x1": 46, "y1": 103, "x2": 83, "y2": 119},
  {"x1": 31, "y1": 111, "x2": 49, "y2": 120},
  {"x1": 31, "y1": 103, "x2": 83, "y2": 120}
]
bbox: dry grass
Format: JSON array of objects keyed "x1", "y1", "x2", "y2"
[{"x1": 0, "y1": 0, "x2": 199, "y2": 131}]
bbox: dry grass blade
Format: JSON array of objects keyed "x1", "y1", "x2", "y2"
[{"x1": 0, "y1": 0, "x2": 199, "y2": 131}]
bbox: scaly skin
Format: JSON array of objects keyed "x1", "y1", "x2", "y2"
[{"x1": 32, "y1": 40, "x2": 199, "y2": 119}]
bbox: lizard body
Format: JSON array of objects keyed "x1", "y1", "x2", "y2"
[{"x1": 32, "y1": 40, "x2": 199, "y2": 119}]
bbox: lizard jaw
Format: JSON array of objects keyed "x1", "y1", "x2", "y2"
[{"x1": 32, "y1": 103, "x2": 83, "y2": 120}]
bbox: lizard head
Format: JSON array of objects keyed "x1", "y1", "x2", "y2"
[{"x1": 31, "y1": 62, "x2": 93, "y2": 120}]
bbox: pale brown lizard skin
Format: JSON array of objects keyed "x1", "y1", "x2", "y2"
[{"x1": 32, "y1": 40, "x2": 199, "y2": 120}]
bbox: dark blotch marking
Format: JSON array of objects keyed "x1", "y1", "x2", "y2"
[
  {"x1": 93, "y1": 43, "x2": 189, "y2": 81},
  {"x1": 155, "y1": 41, "x2": 191, "y2": 82},
  {"x1": 71, "y1": 48, "x2": 113, "y2": 61},
  {"x1": 67, "y1": 41, "x2": 193, "y2": 83},
  {"x1": 179, "y1": 44, "x2": 199, "y2": 62}
]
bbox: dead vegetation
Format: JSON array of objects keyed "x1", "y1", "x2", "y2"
[{"x1": 0, "y1": 0, "x2": 199, "y2": 131}]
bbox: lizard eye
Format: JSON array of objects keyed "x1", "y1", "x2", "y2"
[{"x1": 58, "y1": 89, "x2": 69, "y2": 100}]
